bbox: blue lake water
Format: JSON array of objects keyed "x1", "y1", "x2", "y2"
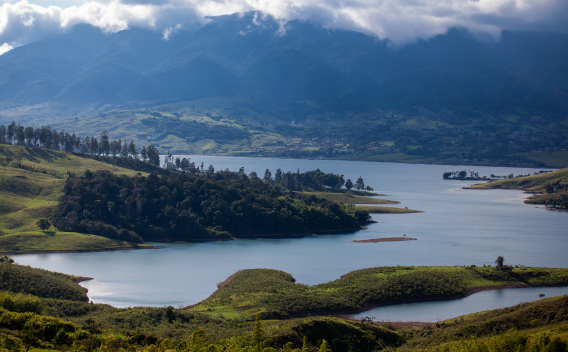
[{"x1": 13, "y1": 158, "x2": 568, "y2": 319}]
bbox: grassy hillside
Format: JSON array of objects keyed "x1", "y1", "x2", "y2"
[
  {"x1": 190, "y1": 266, "x2": 568, "y2": 320},
  {"x1": 0, "y1": 263, "x2": 567, "y2": 352},
  {"x1": 469, "y1": 167, "x2": 568, "y2": 207},
  {"x1": 0, "y1": 263, "x2": 88, "y2": 301},
  {"x1": 400, "y1": 294, "x2": 568, "y2": 351},
  {"x1": 0, "y1": 145, "x2": 153, "y2": 253}
]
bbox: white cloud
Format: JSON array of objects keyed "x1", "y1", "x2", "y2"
[
  {"x1": 0, "y1": 42, "x2": 14, "y2": 54},
  {"x1": 0, "y1": 0, "x2": 566, "y2": 54}
]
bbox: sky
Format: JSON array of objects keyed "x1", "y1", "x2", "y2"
[{"x1": 0, "y1": 0, "x2": 567, "y2": 54}]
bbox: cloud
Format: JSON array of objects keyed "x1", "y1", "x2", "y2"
[{"x1": 0, "y1": 0, "x2": 567, "y2": 54}]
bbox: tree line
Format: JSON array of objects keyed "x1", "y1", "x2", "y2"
[{"x1": 0, "y1": 121, "x2": 159, "y2": 165}]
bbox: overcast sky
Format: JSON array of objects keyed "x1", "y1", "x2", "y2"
[{"x1": 1, "y1": 0, "x2": 567, "y2": 54}]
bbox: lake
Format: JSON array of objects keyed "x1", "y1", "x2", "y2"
[{"x1": 13, "y1": 157, "x2": 568, "y2": 319}]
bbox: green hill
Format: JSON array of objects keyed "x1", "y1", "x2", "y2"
[
  {"x1": 190, "y1": 266, "x2": 568, "y2": 320},
  {"x1": 0, "y1": 262, "x2": 88, "y2": 301},
  {"x1": 0, "y1": 144, "x2": 154, "y2": 253}
]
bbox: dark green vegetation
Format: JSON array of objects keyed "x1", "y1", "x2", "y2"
[
  {"x1": 1, "y1": 263, "x2": 568, "y2": 352},
  {"x1": 470, "y1": 167, "x2": 568, "y2": 209},
  {"x1": 190, "y1": 266, "x2": 568, "y2": 320},
  {"x1": 0, "y1": 141, "x2": 376, "y2": 250},
  {"x1": 52, "y1": 168, "x2": 371, "y2": 241},
  {"x1": 0, "y1": 263, "x2": 88, "y2": 301}
]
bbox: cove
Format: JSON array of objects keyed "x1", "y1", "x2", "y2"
[
  {"x1": 346, "y1": 286, "x2": 568, "y2": 322},
  {"x1": 13, "y1": 158, "x2": 568, "y2": 312}
]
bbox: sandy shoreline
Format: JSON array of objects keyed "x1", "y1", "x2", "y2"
[{"x1": 351, "y1": 237, "x2": 417, "y2": 243}]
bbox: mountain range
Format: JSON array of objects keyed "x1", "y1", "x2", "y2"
[{"x1": 1, "y1": 12, "x2": 568, "y2": 117}]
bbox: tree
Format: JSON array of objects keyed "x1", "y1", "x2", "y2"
[
  {"x1": 36, "y1": 219, "x2": 51, "y2": 232},
  {"x1": 141, "y1": 146, "x2": 148, "y2": 162},
  {"x1": 100, "y1": 130, "x2": 110, "y2": 156},
  {"x1": 252, "y1": 313, "x2": 263, "y2": 350},
  {"x1": 366, "y1": 185, "x2": 374, "y2": 192},
  {"x1": 274, "y1": 168, "x2": 282, "y2": 183},
  {"x1": 495, "y1": 255, "x2": 504, "y2": 270},
  {"x1": 121, "y1": 143, "x2": 129, "y2": 158},
  {"x1": 146, "y1": 143, "x2": 160, "y2": 165},
  {"x1": 355, "y1": 176, "x2": 365, "y2": 190},
  {"x1": 128, "y1": 140, "x2": 138, "y2": 159},
  {"x1": 0, "y1": 255, "x2": 14, "y2": 263},
  {"x1": 345, "y1": 179, "x2": 353, "y2": 190},
  {"x1": 301, "y1": 336, "x2": 309, "y2": 352},
  {"x1": 24, "y1": 126, "x2": 34, "y2": 146},
  {"x1": 263, "y1": 169, "x2": 272, "y2": 181},
  {"x1": 319, "y1": 340, "x2": 331, "y2": 352}
]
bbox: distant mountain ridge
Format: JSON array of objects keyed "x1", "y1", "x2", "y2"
[{"x1": 1, "y1": 12, "x2": 567, "y2": 115}]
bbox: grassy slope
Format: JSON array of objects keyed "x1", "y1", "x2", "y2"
[
  {"x1": 299, "y1": 191, "x2": 399, "y2": 205},
  {"x1": 0, "y1": 145, "x2": 152, "y2": 253},
  {"x1": 190, "y1": 266, "x2": 568, "y2": 320},
  {"x1": 469, "y1": 167, "x2": 568, "y2": 205},
  {"x1": 399, "y1": 294, "x2": 568, "y2": 351},
  {"x1": 0, "y1": 263, "x2": 88, "y2": 301}
]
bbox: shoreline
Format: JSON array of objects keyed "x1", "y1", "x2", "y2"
[
  {"x1": 283, "y1": 283, "x2": 568, "y2": 321},
  {"x1": 153, "y1": 228, "x2": 365, "y2": 243},
  {"x1": 183, "y1": 269, "x2": 568, "y2": 319},
  {"x1": 4, "y1": 245, "x2": 164, "y2": 256},
  {"x1": 351, "y1": 237, "x2": 417, "y2": 243}
]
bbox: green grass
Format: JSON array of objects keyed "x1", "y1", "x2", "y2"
[
  {"x1": 0, "y1": 263, "x2": 88, "y2": 301},
  {"x1": 468, "y1": 167, "x2": 568, "y2": 207},
  {"x1": 190, "y1": 266, "x2": 568, "y2": 320},
  {"x1": 355, "y1": 205, "x2": 422, "y2": 213},
  {"x1": 399, "y1": 294, "x2": 568, "y2": 351},
  {"x1": 469, "y1": 167, "x2": 568, "y2": 193},
  {"x1": 0, "y1": 145, "x2": 153, "y2": 253},
  {"x1": 299, "y1": 191, "x2": 398, "y2": 204}
]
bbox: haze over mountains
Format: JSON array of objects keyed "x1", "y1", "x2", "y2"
[{"x1": 1, "y1": 12, "x2": 567, "y2": 117}]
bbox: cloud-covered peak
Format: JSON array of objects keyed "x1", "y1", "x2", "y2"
[{"x1": 1, "y1": 0, "x2": 567, "y2": 53}]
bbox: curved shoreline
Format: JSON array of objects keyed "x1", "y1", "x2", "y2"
[
  {"x1": 183, "y1": 270, "x2": 568, "y2": 319},
  {"x1": 298, "y1": 283, "x2": 568, "y2": 320},
  {"x1": 4, "y1": 245, "x2": 164, "y2": 256}
]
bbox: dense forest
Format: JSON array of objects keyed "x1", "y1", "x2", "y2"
[{"x1": 52, "y1": 169, "x2": 371, "y2": 241}]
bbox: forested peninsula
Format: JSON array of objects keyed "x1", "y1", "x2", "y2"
[
  {"x1": 0, "y1": 124, "x2": 380, "y2": 251},
  {"x1": 52, "y1": 169, "x2": 371, "y2": 241}
]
